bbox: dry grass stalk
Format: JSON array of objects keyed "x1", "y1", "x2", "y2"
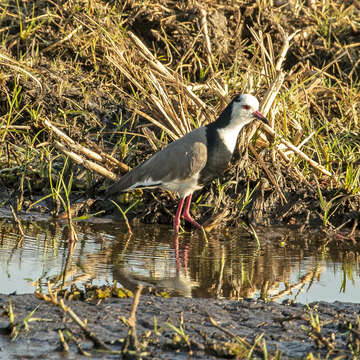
[
  {"x1": 41, "y1": 25, "x2": 83, "y2": 53},
  {"x1": 122, "y1": 284, "x2": 143, "y2": 355},
  {"x1": 248, "y1": 26, "x2": 333, "y2": 178},
  {"x1": 44, "y1": 118, "x2": 131, "y2": 180},
  {"x1": 142, "y1": 127, "x2": 160, "y2": 152},
  {"x1": 249, "y1": 143, "x2": 287, "y2": 204},
  {"x1": 148, "y1": 77, "x2": 187, "y2": 137},
  {"x1": 44, "y1": 119, "x2": 129, "y2": 170},
  {"x1": 262, "y1": 124, "x2": 333, "y2": 177},
  {"x1": 200, "y1": 9, "x2": 214, "y2": 76},
  {"x1": 55, "y1": 142, "x2": 118, "y2": 181},
  {"x1": 133, "y1": 108, "x2": 179, "y2": 140},
  {"x1": 0, "y1": 125, "x2": 31, "y2": 130},
  {"x1": 128, "y1": 32, "x2": 208, "y2": 110},
  {"x1": 58, "y1": 330, "x2": 70, "y2": 352},
  {"x1": 58, "y1": 299, "x2": 110, "y2": 349},
  {"x1": 36, "y1": 283, "x2": 111, "y2": 351},
  {"x1": 105, "y1": 53, "x2": 184, "y2": 140},
  {"x1": 209, "y1": 315, "x2": 271, "y2": 357},
  {"x1": 105, "y1": 29, "x2": 215, "y2": 133},
  {"x1": 0, "y1": 53, "x2": 42, "y2": 97},
  {"x1": 250, "y1": 26, "x2": 294, "y2": 118}
]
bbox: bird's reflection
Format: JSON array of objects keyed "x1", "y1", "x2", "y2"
[{"x1": 111, "y1": 233, "x2": 198, "y2": 297}]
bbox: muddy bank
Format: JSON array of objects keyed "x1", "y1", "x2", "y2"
[
  {"x1": 1, "y1": 293, "x2": 359, "y2": 359},
  {"x1": 1, "y1": 0, "x2": 359, "y2": 235}
]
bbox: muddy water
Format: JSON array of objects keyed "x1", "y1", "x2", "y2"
[{"x1": 0, "y1": 210, "x2": 359, "y2": 303}]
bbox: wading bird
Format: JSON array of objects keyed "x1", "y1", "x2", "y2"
[{"x1": 106, "y1": 94, "x2": 268, "y2": 233}]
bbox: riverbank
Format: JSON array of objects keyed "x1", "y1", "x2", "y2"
[{"x1": 1, "y1": 293, "x2": 359, "y2": 359}]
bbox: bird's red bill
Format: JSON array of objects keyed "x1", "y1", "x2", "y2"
[{"x1": 252, "y1": 111, "x2": 268, "y2": 124}]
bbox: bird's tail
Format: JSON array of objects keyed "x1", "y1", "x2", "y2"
[{"x1": 104, "y1": 169, "x2": 141, "y2": 199}]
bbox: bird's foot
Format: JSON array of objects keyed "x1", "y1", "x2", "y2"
[
  {"x1": 182, "y1": 212, "x2": 203, "y2": 231},
  {"x1": 174, "y1": 208, "x2": 204, "y2": 235}
]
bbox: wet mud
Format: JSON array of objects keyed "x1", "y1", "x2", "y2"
[{"x1": 1, "y1": 293, "x2": 359, "y2": 359}]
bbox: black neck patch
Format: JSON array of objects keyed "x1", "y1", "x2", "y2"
[
  {"x1": 197, "y1": 98, "x2": 240, "y2": 185},
  {"x1": 199, "y1": 124, "x2": 233, "y2": 185},
  {"x1": 210, "y1": 97, "x2": 237, "y2": 129}
]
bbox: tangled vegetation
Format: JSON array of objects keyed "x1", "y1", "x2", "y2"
[{"x1": 0, "y1": 0, "x2": 359, "y2": 236}]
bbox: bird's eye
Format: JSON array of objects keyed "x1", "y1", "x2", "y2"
[{"x1": 242, "y1": 105, "x2": 251, "y2": 110}]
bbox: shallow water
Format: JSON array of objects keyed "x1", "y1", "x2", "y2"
[{"x1": 0, "y1": 209, "x2": 359, "y2": 303}]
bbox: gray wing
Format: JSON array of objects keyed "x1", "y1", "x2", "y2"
[{"x1": 106, "y1": 127, "x2": 207, "y2": 196}]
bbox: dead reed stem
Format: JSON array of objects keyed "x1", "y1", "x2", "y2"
[{"x1": 36, "y1": 283, "x2": 111, "y2": 351}]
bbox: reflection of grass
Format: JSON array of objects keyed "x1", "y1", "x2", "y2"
[
  {"x1": 340, "y1": 262, "x2": 356, "y2": 293},
  {"x1": 1, "y1": 217, "x2": 359, "y2": 303},
  {"x1": 189, "y1": 227, "x2": 360, "y2": 301}
]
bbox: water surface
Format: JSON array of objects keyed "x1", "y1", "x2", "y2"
[{"x1": 0, "y1": 210, "x2": 359, "y2": 303}]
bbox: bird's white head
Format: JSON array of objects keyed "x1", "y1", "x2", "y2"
[
  {"x1": 215, "y1": 93, "x2": 268, "y2": 154},
  {"x1": 230, "y1": 94, "x2": 268, "y2": 127}
]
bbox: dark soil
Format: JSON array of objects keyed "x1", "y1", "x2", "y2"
[{"x1": 1, "y1": 294, "x2": 359, "y2": 359}]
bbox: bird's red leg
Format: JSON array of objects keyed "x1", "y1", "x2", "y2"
[
  {"x1": 174, "y1": 197, "x2": 185, "y2": 233},
  {"x1": 182, "y1": 194, "x2": 203, "y2": 230}
]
